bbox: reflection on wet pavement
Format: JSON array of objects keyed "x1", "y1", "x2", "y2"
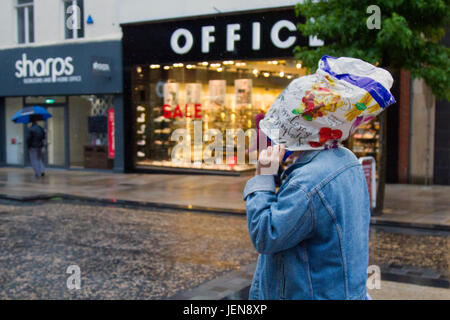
[
  {"x1": 0, "y1": 168, "x2": 250, "y2": 211},
  {"x1": 0, "y1": 167, "x2": 449, "y2": 227}
]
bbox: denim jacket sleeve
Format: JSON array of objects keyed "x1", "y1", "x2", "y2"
[{"x1": 243, "y1": 175, "x2": 313, "y2": 254}]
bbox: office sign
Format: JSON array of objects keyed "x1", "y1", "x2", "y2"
[
  {"x1": 0, "y1": 41, "x2": 122, "y2": 96},
  {"x1": 169, "y1": 19, "x2": 298, "y2": 55},
  {"x1": 122, "y1": 8, "x2": 315, "y2": 65}
]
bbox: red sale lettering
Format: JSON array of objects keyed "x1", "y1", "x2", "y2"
[
  {"x1": 173, "y1": 105, "x2": 183, "y2": 118},
  {"x1": 161, "y1": 104, "x2": 202, "y2": 119},
  {"x1": 185, "y1": 104, "x2": 192, "y2": 118},
  {"x1": 194, "y1": 104, "x2": 202, "y2": 119},
  {"x1": 162, "y1": 104, "x2": 172, "y2": 118}
]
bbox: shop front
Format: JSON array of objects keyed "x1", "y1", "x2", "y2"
[
  {"x1": 0, "y1": 41, "x2": 124, "y2": 172},
  {"x1": 122, "y1": 8, "x2": 318, "y2": 174},
  {"x1": 121, "y1": 7, "x2": 396, "y2": 179}
]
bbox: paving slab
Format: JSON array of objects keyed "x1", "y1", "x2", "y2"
[{"x1": 368, "y1": 280, "x2": 450, "y2": 300}]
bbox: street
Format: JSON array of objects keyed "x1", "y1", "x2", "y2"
[
  {"x1": 0, "y1": 200, "x2": 257, "y2": 299},
  {"x1": 0, "y1": 0, "x2": 449, "y2": 306},
  {"x1": 0, "y1": 199, "x2": 448, "y2": 299}
]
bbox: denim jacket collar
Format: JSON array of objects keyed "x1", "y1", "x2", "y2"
[{"x1": 280, "y1": 150, "x2": 322, "y2": 182}]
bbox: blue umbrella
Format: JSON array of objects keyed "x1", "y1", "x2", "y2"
[{"x1": 11, "y1": 106, "x2": 52, "y2": 123}]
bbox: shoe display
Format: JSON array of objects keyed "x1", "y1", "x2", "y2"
[
  {"x1": 137, "y1": 114, "x2": 145, "y2": 123},
  {"x1": 153, "y1": 116, "x2": 171, "y2": 123}
]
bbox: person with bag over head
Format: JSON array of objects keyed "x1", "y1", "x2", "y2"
[{"x1": 244, "y1": 56, "x2": 396, "y2": 300}]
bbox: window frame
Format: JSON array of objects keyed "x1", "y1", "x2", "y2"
[
  {"x1": 15, "y1": 0, "x2": 34, "y2": 44},
  {"x1": 63, "y1": 0, "x2": 85, "y2": 40}
]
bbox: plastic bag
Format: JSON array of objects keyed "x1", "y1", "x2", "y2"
[{"x1": 259, "y1": 55, "x2": 396, "y2": 151}]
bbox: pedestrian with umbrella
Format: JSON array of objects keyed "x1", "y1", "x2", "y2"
[{"x1": 12, "y1": 106, "x2": 52, "y2": 178}]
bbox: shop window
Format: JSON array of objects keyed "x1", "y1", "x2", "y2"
[
  {"x1": 131, "y1": 60, "x2": 305, "y2": 172},
  {"x1": 5, "y1": 98, "x2": 25, "y2": 165},
  {"x1": 346, "y1": 119, "x2": 381, "y2": 181},
  {"x1": 64, "y1": 0, "x2": 84, "y2": 39},
  {"x1": 46, "y1": 106, "x2": 66, "y2": 167},
  {"x1": 69, "y1": 95, "x2": 114, "y2": 169},
  {"x1": 25, "y1": 96, "x2": 67, "y2": 105},
  {"x1": 16, "y1": 0, "x2": 34, "y2": 44}
]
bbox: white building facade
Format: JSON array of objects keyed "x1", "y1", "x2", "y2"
[
  {"x1": 0, "y1": 0, "x2": 124, "y2": 171},
  {"x1": 0, "y1": 0, "x2": 122, "y2": 48}
]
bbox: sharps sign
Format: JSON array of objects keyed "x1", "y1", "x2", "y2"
[
  {"x1": 0, "y1": 41, "x2": 122, "y2": 96},
  {"x1": 15, "y1": 53, "x2": 77, "y2": 83}
]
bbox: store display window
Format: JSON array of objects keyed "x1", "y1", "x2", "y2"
[
  {"x1": 131, "y1": 59, "x2": 306, "y2": 172},
  {"x1": 346, "y1": 118, "x2": 381, "y2": 180}
]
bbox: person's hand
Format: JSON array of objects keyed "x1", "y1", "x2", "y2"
[{"x1": 256, "y1": 144, "x2": 286, "y2": 175}]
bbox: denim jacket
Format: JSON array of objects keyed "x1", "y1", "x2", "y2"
[{"x1": 243, "y1": 147, "x2": 370, "y2": 300}]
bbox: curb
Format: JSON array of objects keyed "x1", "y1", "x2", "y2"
[
  {"x1": 0, "y1": 193, "x2": 244, "y2": 216},
  {"x1": 379, "y1": 265, "x2": 449, "y2": 289},
  {"x1": 168, "y1": 263, "x2": 449, "y2": 300},
  {"x1": 169, "y1": 262, "x2": 256, "y2": 300},
  {"x1": 0, "y1": 192, "x2": 449, "y2": 231}
]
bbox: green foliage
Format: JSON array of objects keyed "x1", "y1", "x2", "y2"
[{"x1": 294, "y1": 0, "x2": 450, "y2": 100}]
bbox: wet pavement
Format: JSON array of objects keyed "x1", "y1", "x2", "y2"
[
  {"x1": 0, "y1": 199, "x2": 448, "y2": 299},
  {"x1": 374, "y1": 184, "x2": 450, "y2": 228},
  {"x1": 368, "y1": 280, "x2": 450, "y2": 300},
  {"x1": 0, "y1": 201, "x2": 257, "y2": 299},
  {"x1": 0, "y1": 167, "x2": 248, "y2": 211},
  {"x1": 0, "y1": 167, "x2": 449, "y2": 228}
]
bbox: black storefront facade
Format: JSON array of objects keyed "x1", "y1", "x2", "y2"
[
  {"x1": 122, "y1": 8, "x2": 316, "y2": 174},
  {"x1": 0, "y1": 40, "x2": 125, "y2": 172},
  {"x1": 121, "y1": 7, "x2": 399, "y2": 179}
]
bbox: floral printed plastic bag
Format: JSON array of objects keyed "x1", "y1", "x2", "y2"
[{"x1": 259, "y1": 55, "x2": 396, "y2": 151}]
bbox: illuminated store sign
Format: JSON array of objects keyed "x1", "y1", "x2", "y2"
[
  {"x1": 122, "y1": 9, "x2": 312, "y2": 64},
  {"x1": 169, "y1": 19, "x2": 298, "y2": 55}
]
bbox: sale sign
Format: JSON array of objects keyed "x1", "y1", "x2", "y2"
[
  {"x1": 162, "y1": 104, "x2": 202, "y2": 119},
  {"x1": 108, "y1": 108, "x2": 115, "y2": 159}
]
